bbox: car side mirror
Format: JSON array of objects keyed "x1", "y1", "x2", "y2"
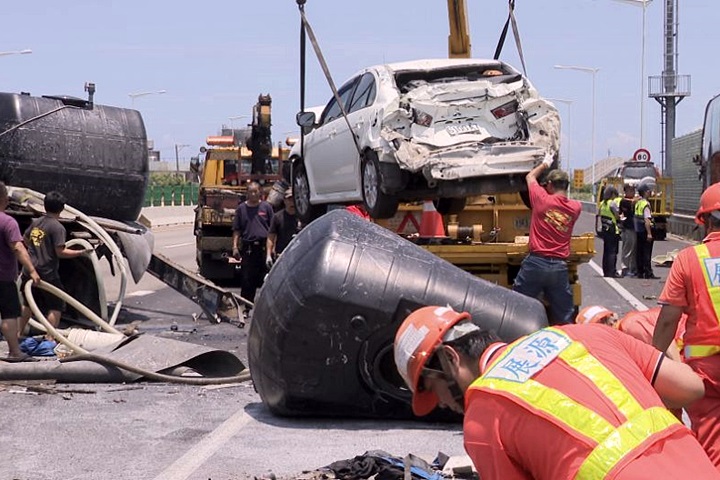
[{"x1": 296, "y1": 111, "x2": 317, "y2": 128}]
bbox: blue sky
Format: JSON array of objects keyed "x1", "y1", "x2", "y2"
[{"x1": 1, "y1": 0, "x2": 717, "y2": 172}]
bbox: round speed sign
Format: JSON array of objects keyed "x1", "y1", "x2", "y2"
[{"x1": 633, "y1": 148, "x2": 651, "y2": 162}]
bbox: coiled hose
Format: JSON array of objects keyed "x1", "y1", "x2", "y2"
[
  {"x1": 13, "y1": 185, "x2": 251, "y2": 385},
  {"x1": 23, "y1": 280, "x2": 252, "y2": 385}
]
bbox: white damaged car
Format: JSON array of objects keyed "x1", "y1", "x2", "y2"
[{"x1": 291, "y1": 58, "x2": 560, "y2": 221}]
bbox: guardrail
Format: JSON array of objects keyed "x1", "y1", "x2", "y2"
[{"x1": 144, "y1": 184, "x2": 199, "y2": 207}]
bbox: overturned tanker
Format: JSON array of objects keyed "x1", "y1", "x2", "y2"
[
  {"x1": 249, "y1": 210, "x2": 548, "y2": 419},
  {"x1": 0, "y1": 84, "x2": 148, "y2": 222}
]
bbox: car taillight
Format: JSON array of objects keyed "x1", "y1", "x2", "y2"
[
  {"x1": 491, "y1": 101, "x2": 518, "y2": 119},
  {"x1": 413, "y1": 109, "x2": 433, "y2": 127}
]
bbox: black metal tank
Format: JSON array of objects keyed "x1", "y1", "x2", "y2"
[
  {"x1": 248, "y1": 210, "x2": 548, "y2": 419},
  {"x1": 0, "y1": 91, "x2": 148, "y2": 221}
]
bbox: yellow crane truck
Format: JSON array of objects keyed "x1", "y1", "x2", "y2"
[{"x1": 192, "y1": 94, "x2": 291, "y2": 281}]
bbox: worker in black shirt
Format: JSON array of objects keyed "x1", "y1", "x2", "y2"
[
  {"x1": 232, "y1": 182, "x2": 274, "y2": 303},
  {"x1": 619, "y1": 183, "x2": 637, "y2": 277},
  {"x1": 266, "y1": 188, "x2": 301, "y2": 269}
]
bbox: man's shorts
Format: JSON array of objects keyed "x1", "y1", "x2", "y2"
[
  {"x1": 0, "y1": 280, "x2": 21, "y2": 319},
  {"x1": 21, "y1": 276, "x2": 66, "y2": 313}
]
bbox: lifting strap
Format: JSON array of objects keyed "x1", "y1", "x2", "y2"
[
  {"x1": 297, "y1": 1, "x2": 363, "y2": 157},
  {"x1": 493, "y1": 0, "x2": 528, "y2": 76}
]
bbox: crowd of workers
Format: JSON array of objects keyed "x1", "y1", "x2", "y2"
[
  {"x1": 394, "y1": 173, "x2": 720, "y2": 478},
  {"x1": 4, "y1": 161, "x2": 720, "y2": 478},
  {"x1": 597, "y1": 181, "x2": 659, "y2": 279}
]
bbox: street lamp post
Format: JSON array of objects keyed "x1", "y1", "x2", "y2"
[
  {"x1": 175, "y1": 144, "x2": 191, "y2": 172},
  {"x1": 546, "y1": 98, "x2": 574, "y2": 173},
  {"x1": 0, "y1": 49, "x2": 32, "y2": 57},
  {"x1": 128, "y1": 89, "x2": 167, "y2": 108},
  {"x1": 554, "y1": 65, "x2": 600, "y2": 202},
  {"x1": 610, "y1": 0, "x2": 652, "y2": 148}
]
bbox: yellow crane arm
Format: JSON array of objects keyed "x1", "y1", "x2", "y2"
[{"x1": 447, "y1": 0, "x2": 472, "y2": 58}]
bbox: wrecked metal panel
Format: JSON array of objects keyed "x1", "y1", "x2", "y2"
[{"x1": 379, "y1": 79, "x2": 559, "y2": 174}]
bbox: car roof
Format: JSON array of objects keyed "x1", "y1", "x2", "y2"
[
  {"x1": 383, "y1": 58, "x2": 506, "y2": 72},
  {"x1": 346, "y1": 58, "x2": 522, "y2": 84}
]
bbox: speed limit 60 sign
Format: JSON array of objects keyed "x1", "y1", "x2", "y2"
[{"x1": 633, "y1": 148, "x2": 651, "y2": 162}]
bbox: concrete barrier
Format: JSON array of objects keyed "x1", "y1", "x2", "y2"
[{"x1": 138, "y1": 206, "x2": 196, "y2": 228}]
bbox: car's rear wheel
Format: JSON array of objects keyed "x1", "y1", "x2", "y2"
[
  {"x1": 434, "y1": 197, "x2": 467, "y2": 215},
  {"x1": 292, "y1": 159, "x2": 326, "y2": 224},
  {"x1": 362, "y1": 151, "x2": 398, "y2": 219}
]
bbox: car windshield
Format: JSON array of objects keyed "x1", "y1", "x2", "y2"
[
  {"x1": 395, "y1": 66, "x2": 521, "y2": 93},
  {"x1": 622, "y1": 163, "x2": 657, "y2": 180}
]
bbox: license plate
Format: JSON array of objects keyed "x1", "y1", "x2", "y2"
[{"x1": 446, "y1": 123, "x2": 483, "y2": 136}]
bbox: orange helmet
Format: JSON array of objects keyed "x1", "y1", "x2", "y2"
[
  {"x1": 576, "y1": 305, "x2": 616, "y2": 325},
  {"x1": 696, "y1": 183, "x2": 720, "y2": 225},
  {"x1": 394, "y1": 306, "x2": 471, "y2": 416}
]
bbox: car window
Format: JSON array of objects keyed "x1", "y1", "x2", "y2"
[
  {"x1": 348, "y1": 73, "x2": 376, "y2": 113},
  {"x1": 321, "y1": 79, "x2": 359, "y2": 125}
]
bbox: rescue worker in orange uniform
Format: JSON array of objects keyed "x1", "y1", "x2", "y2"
[
  {"x1": 576, "y1": 305, "x2": 686, "y2": 360},
  {"x1": 395, "y1": 305, "x2": 719, "y2": 480},
  {"x1": 654, "y1": 182, "x2": 720, "y2": 470}
]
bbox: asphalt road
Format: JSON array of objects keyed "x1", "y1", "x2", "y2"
[{"x1": 0, "y1": 212, "x2": 692, "y2": 480}]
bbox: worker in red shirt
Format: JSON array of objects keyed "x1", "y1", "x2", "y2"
[
  {"x1": 395, "y1": 305, "x2": 718, "y2": 480},
  {"x1": 654, "y1": 182, "x2": 720, "y2": 470},
  {"x1": 513, "y1": 158, "x2": 581, "y2": 325}
]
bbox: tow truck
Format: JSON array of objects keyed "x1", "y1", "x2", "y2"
[
  {"x1": 292, "y1": 0, "x2": 595, "y2": 319},
  {"x1": 191, "y1": 94, "x2": 291, "y2": 281},
  {"x1": 598, "y1": 160, "x2": 674, "y2": 240}
]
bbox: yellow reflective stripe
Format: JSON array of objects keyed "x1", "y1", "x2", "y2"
[
  {"x1": 478, "y1": 377, "x2": 615, "y2": 444},
  {"x1": 694, "y1": 243, "x2": 720, "y2": 328},
  {"x1": 556, "y1": 339, "x2": 643, "y2": 420},
  {"x1": 476, "y1": 327, "x2": 681, "y2": 478},
  {"x1": 684, "y1": 344, "x2": 720, "y2": 358},
  {"x1": 576, "y1": 407, "x2": 680, "y2": 480}
]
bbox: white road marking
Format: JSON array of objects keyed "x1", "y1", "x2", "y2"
[
  {"x1": 588, "y1": 260, "x2": 648, "y2": 311},
  {"x1": 164, "y1": 242, "x2": 193, "y2": 249},
  {"x1": 126, "y1": 290, "x2": 155, "y2": 298},
  {"x1": 152, "y1": 409, "x2": 252, "y2": 480}
]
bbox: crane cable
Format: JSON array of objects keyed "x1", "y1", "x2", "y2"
[
  {"x1": 296, "y1": 0, "x2": 363, "y2": 158},
  {"x1": 493, "y1": 0, "x2": 528, "y2": 76}
]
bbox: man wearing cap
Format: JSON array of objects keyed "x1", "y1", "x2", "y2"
[
  {"x1": 265, "y1": 188, "x2": 301, "y2": 269},
  {"x1": 513, "y1": 158, "x2": 581, "y2": 324},
  {"x1": 654, "y1": 182, "x2": 720, "y2": 469},
  {"x1": 634, "y1": 183, "x2": 658, "y2": 279},
  {"x1": 394, "y1": 305, "x2": 719, "y2": 479}
]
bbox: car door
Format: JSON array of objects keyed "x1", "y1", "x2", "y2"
[
  {"x1": 343, "y1": 72, "x2": 378, "y2": 198},
  {"x1": 307, "y1": 78, "x2": 359, "y2": 196}
]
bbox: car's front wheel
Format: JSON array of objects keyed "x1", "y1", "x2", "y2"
[
  {"x1": 361, "y1": 151, "x2": 398, "y2": 219},
  {"x1": 292, "y1": 159, "x2": 326, "y2": 224}
]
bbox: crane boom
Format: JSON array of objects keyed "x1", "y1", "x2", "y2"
[{"x1": 447, "y1": 0, "x2": 472, "y2": 58}]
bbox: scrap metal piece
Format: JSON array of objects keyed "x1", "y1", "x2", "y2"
[{"x1": 147, "y1": 252, "x2": 247, "y2": 326}]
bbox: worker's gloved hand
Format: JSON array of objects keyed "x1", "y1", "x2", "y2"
[
  {"x1": 541, "y1": 154, "x2": 554, "y2": 168},
  {"x1": 265, "y1": 255, "x2": 274, "y2": 270},
  {"x1": 232, "y1": 247, "x2": 240, "y2": 259}
]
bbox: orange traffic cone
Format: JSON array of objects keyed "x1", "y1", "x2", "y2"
[{"x1": 419, "y1": 200, "x2": 446, "y2": 238}]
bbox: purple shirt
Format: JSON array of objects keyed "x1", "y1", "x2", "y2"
[{"x1": 0, "y1": 211, "x2": 23, "y2": 281}]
